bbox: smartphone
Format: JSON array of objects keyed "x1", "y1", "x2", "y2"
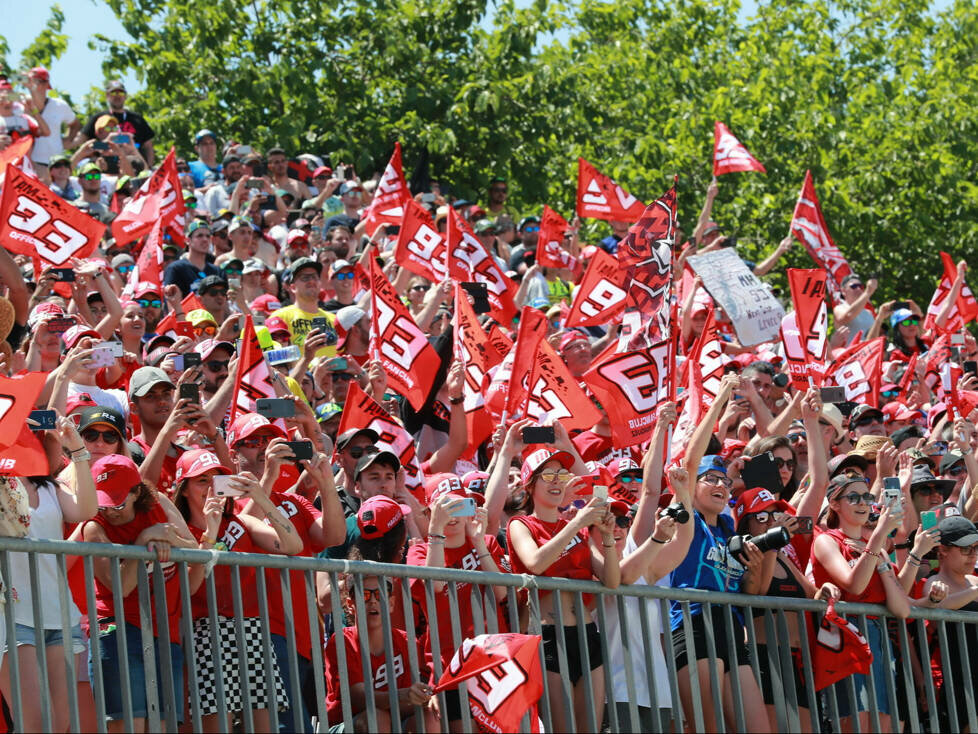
[
  {"x1": 179, "y1": 383, "x2": 200, "y2": 404},
  {"x1": 795, "y1": 516, "x2": 814, "y2": 534},
  {"x1": 592, "y1": 485, "x2": 609, "y2": 503},
  {"x1": 311, "y1": 317, "x2": 329, "y2": 332},
  {"x1": 330, "y1": 357, "x2": 348, "y2": 371},
  {"x1": 174, "y1": 321, "x2": 195, "y2": 338},
  {"x1": 256, "y1": 398, "x2": 296, "y2": 419},
  {"x1": 49, "y1": 268, "x2": 75, "y2": 282},
  {"x1": 46, "y1": 317, "x2": 75, "y2": 334},
  {"x1": 522, "y1": 426, "x2": 556, "y2": 445},
  {"x1": 114, "y1": 133, "x2": 132, "y2": 145},
  {"x1": 449, "y1": 498, "x2": 477, "y2": 517},
  {"x1": 921, "y1": 510, "x2": 938, "y2": 531},
  {"x1": 92, "y1": 141, "x2": 109, "y2": 151},
  {"x1": 213, "y1": 475, "x2": 244, "y2": 497},
  {"x1": 819, "y1": 386, "x2": 846, "y2": 404},
  {"x1": 965, "y1": 361, "x2": 978, "y2": 378},
  {"x1": 893, "y1": 301, "x2": 910, "y2": 311},
  {"x1": 89, "y1": 343, "x2": 118, "y2": 368},
  {"x1": 421, "y1": 193, "x2": 436, "y2": 204},
  {"x1": 246, "y1": 179, "x2": 264, "y2": 189},
  {"x1": 461, "y1": 281, "x2": 491, "y2": 315},
  {"x1": 334, "y1": 164, "x2": 346, "y2": 180},
  {"x1": 741, "y1": 452, "x2": 783, "y2": 494},
  {"x1": 882, "y1": 479, "x2": 901, "y2": 511},
  {"x1": 266, "y1": 345, "x2": 302, "y2": 365},
  {"x1": 285, "y1": 440, "x2": 313, "y2": 461},
  {"x1": 27, "y1": 410, "x2": 57, "y2": 431},
  {"x1": 951, "y1": 333, "x2": 966, "y2": 348},
  {"x1": 171, "y1": 352, "x2": 201, "y2": 371}
]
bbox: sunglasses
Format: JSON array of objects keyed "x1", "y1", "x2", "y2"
[
  {"x1": 361, "y1": 588, "x2": 384, "y2": 603},
  {"x1": 915, "y1": 485, "x2": 950, "y2": 498},
  {"x1": 617, "y1": 474, "x2": 640, "y2": 484},
  {"x1": 787, "y1": 433, "x2": 807, "y2": 444},
  {"x1": 523, "y1": 225, "x2": 540, "y2": 233},
  {"x1": 700, "y1": 473, "x2": 733, "y2": 488},
  {"x1": 194, "y1": 325, "x2": 217, "y2": 336},
  {"x1": 537, "y1": 469, "x2": 573, "y2": 483},
  {"x1": 842, "y1": 491, "x2": 875, "y2": 505},
  {"x1": 410, "y1": 285, "x2": 429, "y2": 293},
  {"x1": 204, "y1": 289, "x2": 228, "y2": 298},
  {"x1": 749, "y1": 511, "x2": 774, "y2": 523},
  {"x1": 899, "y1": 319, "x2": 920, "y2": 327},
  {"x1": 82, "y1": 172, "x2": 101, "y2": 181},
  {"x1": 333, "y1": 271, "x2": 355, "y2": 281},
  {"x1": 947, "y1": 465, "x2": 968, "y2": 477},
  {"x1": 333, "y1": 372, "x2": 355, "y2": 382},
  {"x1": 205, "y1": 360, "x2": 230, "y2": 372},
  {"x1": 117, "y1": 265, "x2": 134, "y2": 274},
  {"x1": 853, "y1": 415, "x2": 883, "y2": 428},
  {"x1": 881, "y1": 390, "x2": 900, "y2": 399},
  {"x1": 614, "y1": 515, "x2": 631, "y2": 529},
  {"x1": 847, "y1": 282, "x2": 865, "y2": 290},
  {"x1": 223, "y1": 269, "x2": 242, "y2": 277},
  {"x1": 773, "y1": 456, "x2": 796, "y2": 471},
  {"x1": 348, "y1": 445, "x2": 378, "y2": 460},
  {"x1": 137, "y1": 299, "x2": 162, "y2": 309},
  {"x1": 82, "y1": 428, "x2": 121, "y2": 444},
  {"x1": 235, "y1": 435, "x2": 272, "y2": 449}
]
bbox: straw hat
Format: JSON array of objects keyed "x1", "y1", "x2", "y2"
[{"x1": 0, "y1": 297, "x2": 14, "y2": 343}]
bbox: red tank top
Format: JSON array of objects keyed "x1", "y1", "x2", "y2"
[
  {"x1": 507, "y1": 515, "x2": 595, "y2": 605},
  {"x1": 811, "y1": 527, "x2": 888, "y2": 605}
]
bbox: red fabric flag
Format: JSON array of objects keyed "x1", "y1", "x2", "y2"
[
  {"x1": 0, "y1": 136, "x2": 34, "y2": 192},
  {"x1": 525, "y1": 338, "x2": 602, "y2": 431},
  {"x1": 446, "y1": 208, "x2": 517, "y2": 322},
  {"x1": 789, "y1": 170, "x2": 852, "y2": 300},
  {"x1": 153, "y1": 292, "x2": 204, "y2": 337},
  {"x1": 0, "y1": 165, "x2": 104, "y2": 268},
  {"x1": 434, "y1": 634, "x2": 543, "y2": 734},
  {"x1": 122, "y1": 217, "x2": 165, "y2": 299},
  {"x1": 485, "y1": 325, "x2": 512, "y2": 366},
  {"x1": 229, "y1": 315, "x2": 279, "y2": 424},
  {"x1": 334, "y1": 382, "x2": 425, "y2": 497},
  {"x1": 111, "y1": 148, "x2": 186, "y2": 247},
  {"x1": 454, "y1": 285, "x2": 496, "y2": 455},
  {"x1": 367, "y1": 257, "x2": 440, "y2": 410},
  {"x1": 394, "y1": 198, "x2": 449, "y2": 283},
  {"x1": 576, "y1": 158, "x2": 645, "y2": 222},
  {"x1": 484, "y1": 343, "x2": 515, "y2": 425},
  {"x1": 825, "y1": 336, "x2": 885, "y2": 407},
  {"x1": 924, "y1": 251, "x2": 978, "y2": 333},
  {"x1": 712, "y1": 121, "x2": 766, "y2": 177},
  {"x1": 924, "y1": 333, "x2": 953, "y2": 397},
  {"x1": 583, "y1": 341, "x2": 671, "y2": 448},
  {"x1": 0, "y1": 425, "x2": 50, "y2": 477},
  {"x1": 782, "y1": 268, "x2": 829, "y2": 388},
  {"x1": 565, "y1": 249, "x2": 627, "y2": 328},
  {"x1": 503, "y1": 307, "x2": 548, "y2": 419},
  {"x1": 0, "y1": 372, "x2": 48, "y2": 450},
  {"x1": 535, "y1": 206, "x2": 576, "y2": 270},
  {"x1": 362, "y1": 142, "x2": 411, "y2": 237}
]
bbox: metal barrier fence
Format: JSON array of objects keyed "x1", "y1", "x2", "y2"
[{"x1": 0, "y1": 535, "x2": 976, "y2": 733}]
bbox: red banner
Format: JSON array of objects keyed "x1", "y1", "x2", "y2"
[
  {"x1": 111, "y1": 148, "x2": 186, "y2": 247},
  {"x1": 789, "y1": 170, "x2": 852, "y2": 300},
  {"x1": 565, "y1": 249, "x2": 627, "y2": 328},
  {"x1": 782, "y1": 268, "x2": 828, "y2": 388},
  {"x1": 826, "y1": 336, "x2": 885, "y2": 407},
  {"x1": 0, "y1": 165, "x2": 104, "y2": 267},
  {"x1": 447, "y1": 208, "x2": 517, "y2": 322},
  {"x1": 503, "y1": 307, "x2": 548, "y2": 419},
  {"x1": 583, "y1": 341, "x2": 671, "y2": 448},
  {"x1": 486, "y1": 324, "x2": 512, "y2": 366},
  {"x1": 229, "y1": 315, "x2": 279, "y2": 425},
  {"x1": 153, "y1": 292, "x2": 204, "y2": 337},
  {"x1": 576, "y1": 158, "x2": 645, "y2": 222},
  {"x1": 713, "y1": 121, "x2": 766, "y2": 177},
  {"x1": 368, "y1": 257, "x2": 440, "y2": 410},
  {"x1": 454, "y1": 285, "x2": 495, "y2": 455},
  {"x1": 0, "y1": 372, "x2": 48, "y2": 450},
  {"x1": 122, "y1": 216, "x2": 165, "y2": 299},
  {"x1": 924, "y1": 251, "x2": 978, "y2": 333},
  {"x1": 0, "y1": 136, "x2": 35, "y2": 193},
  {"x1": 535, "y1": 205, "x2": 576, "y2": 270},
  {"x1": 394, "y1": 198, "x2": 449, "y2": 283},
  {"x1": 361, "y1": 142, "x2": 411, "y2": 237},
  {"x1": 525, "y1": 338, "x2": 602, "y2": 431}
]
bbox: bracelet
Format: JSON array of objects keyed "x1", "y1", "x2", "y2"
[
  {"x1": 200, "y1": 535, "x2": 216, "y2": 546},
  {"x1": 906, "y1": 558, "x2": 921, "y2": 567},
  {"x1": 651, "y1": 536, "x2": 668, "y2": 545},
  {"x1": 449, "y1": 396, "x2": 464, "y2": 405},
  {"x1": 478, "y1": 552, "x2": 492, "y2": 560},
  {"x1": 429, "y1": 533, "x2": 446, "y2": 540},
  {"x1": 908, "y1": 552, "x2": 923, "y2": 563},
  {"x1": 428, "y1": 538, "x2": 445, "y2": 545},
  {"x1": 602, "y1": 541, "x2": 616, "y2": 548}
]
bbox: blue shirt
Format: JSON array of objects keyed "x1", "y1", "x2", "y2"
[{"x1": 188, "y1": 159, "x2": 221, "y2": 188}]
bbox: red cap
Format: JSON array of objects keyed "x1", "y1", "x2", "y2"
[
  {"x1": 264, "y1": 316, "x2": 290, "y2": 337},
  {"x1": 175, "y1": 449, "x2": 231, "y2": 483},
  {"x1": 250, "y1": 294, "x2": 282, "y2": 316},
  {"x1": 196, "y1": 338, "x2": 234, "y2": 361},
  {"x1": 882, "y1": 402, "x2": 922, "y2": 423},
  {"x1": 720, "y1": 439, "x2": 747, "y2": 460},
  {"x1": 29, "y1": 67, "x2": 50, "y2": 82},
  {"x1": 227, "y1": 413, "x2": 287, "y2": 447},
  {"x1": 558, "y1": 331, "x2": 589, "y2": 353},
  {"x1": 62, "y1": 324, "x2": 101, "y2": 349},
  {"x1": 520, "y1": 448, "x2": 574, "y2": 485},
  {"x1": 608, "y1": 457, "x2": 640, "y2": 478},
  {"x1": 357, "y1": 496, "x2": 412, "y2": 540},
  {"x1": 467, "y1": 205, "x2": 487, "y2": 220},
  {"x1": 91, "y1": 455, "x2": 141, "y2": 508},
  {"x1": 733, "y1": 488, "x2": 793, "y2": 525},
  {"x1": 461, "y1": 470, "x2": 489, "y2": 493},
  {"x1": 66, "y1": 392, "x2": 98, "y2": 415},
  {"x1": 425, "y1": 473, "x2": 485, "y2": 506},
  {"x1": 287, "y1": 229, "x2": 309, "y2": 247},
  {"x1": 312, "y1": 166, "x2": 332, "y2": 179}
]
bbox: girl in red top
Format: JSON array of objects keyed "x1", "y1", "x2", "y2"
[
  {"x1": 506, "y1": 446, "x2": 620, "y2": 734},
  {"x1": 811, "y1": 473, "x2": 911, "y2": 732}
]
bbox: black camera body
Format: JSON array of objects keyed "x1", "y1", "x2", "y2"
[
  {"x1": 727, "y1": 526, "x2": 790, "y2": 561},
  {"x1": 658, "y1": 501, "x2": 690, "y2": 524}
]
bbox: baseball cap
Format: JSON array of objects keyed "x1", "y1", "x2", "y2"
[
  {"x1": 608, "y1": 457, "x2": 641, "y2": 479},
  {"x1": 336, "y1": 428, "x2": 380, "y2": 451},
  {"x1": 285, "y1": 257, "x2": 322, "y2": 282},
  {"x1": 250, "y1": 294, "x2": 282, "y2": 315},
  {"x1": 850, "y1": 404, "x2": 884, "y2": 425},
  {"x1": 520, "y1": 448, "x2": 575, "y2": 485},
  {"x1": 287, "y1": 229, "x2": 309, "y2": 247},
  {"x1": 196, "y1": 339, "x2": 234, "y2": 361},
  {"x1": 328, "y1": 259, "x2": 353, "y2": 279},
  {"x1": 425, "y1": 473, "x2": 485, "y2": 506},
  {"x1": 175, "y1": 449, "x2": 231, "y2": 483},
  {"x1": 111, "y1": 253, "x2": 134, "y2": 268},
  {"x1": 62, "y1": 325, "x2": 101, "y2": 349},
  {"x1": 128, "y1": 366, "x2": 176, "y2": 399},
  {"x1": 91, "y1": 455, "x2": 140, "y2": 508},
  {"x1": 242, "y1": 258, "x2": 267, "y2": 275},
  {"x1": 889, "y1": 308, "x2": 915, "y2": 329},
  {"x1": 357, "y1": 496, "x2": 411, "y2": 540},
  {"x1": 939, "y1": 516, "x2": 978, "y2": 547},
  {"x1": 559, "y1": 331, "x2": 589, "y2": 353},
  {"x1": 28, "y1": 302, "x2": 64, "y2": 329},
  {"x1": 338, "y1": 181, "x2": 363, "y2": 196},
  {"x1": 227, "y1": 412, "x2": 287, "y2": 447},
  {"x1": 78, "y1": 407, "x2": 126, "y2": 438},
  {"x1": 518, "y1": 216, "x2": 541, "y2": 230},
  {"x1": 882, "y1": 402, "x2": 922, "y2": 424},
  {"x1": 133, "y1": 281, "x2": 161, "y2": 299},
  {"x1": 462, "y1": 470, "x2": 489, "y2": 494},
  {"x1": 354, "y1": 448, "x2": 401, "y2": 480},
  {"x1": 827, "y1": 472, "x2": 871, "y2": 500},
  {"x1": 473, "y1": 219, "x2": 496, "y2": 235},
  {"x1": 939, "y1": 449, "x2": 967, "y2": 475},
  {"x1": 66, "y1": 392, "x2": 98, "y2": 415},
  {"x1": 186, "y1": 220, "x2": 209, "y2": 237},
  {"x1": 335, "y1": 306, "x2": 367, "y2": 348},
  {"x1": 696, "y1": 455, "x2": 727, "y2": 478},
  {"x1": 733, "y1": 488, "x2": 793, "y2": 525},
  {"x1": 196, "y1": 275, "x2": 227, "y2": 294},
  {"x1": 312, "y1": 166, "x2": 332, "y2": 178},
  {"x1": 194, "y1": 129, "x2": 217, "y2": 144},
  {"x1": 315, "y1": 402, "x2": 343, "y2": 423},
  {"x1": 264, "y1": 316, "x2": 290, "y2": 337},
  {"x1": 228, "y1": 217, "x2": 251, "y2": 235},
  {"x1": 827, "y1": 453, "x2": 869, "y2": 477},
  {"x1": 187, "y1": 309, "x2": 217, "y2": 327},
  {"x1": 105, "y1": 80, "x2": 126, "y2": 93},
  {"x1": 29, "y1": 67, "x2": 50, "y2": 82}
]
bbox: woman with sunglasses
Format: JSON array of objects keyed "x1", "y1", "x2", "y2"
[
  {"x1": 507, "y1": 443, "x2": 619, "y2": 733},
  {"x1": 812, "y1": 473, "x2": 911, "y2": 731},
  {"x1": 886, "y1": 306, "x2": 929, "y2": 360},
  {"x1": 404, "y1": 276, "x2": 430, "y2": 318},
  {"x1": 57, "y1": 406, "x2": 134, "y2": 492}
]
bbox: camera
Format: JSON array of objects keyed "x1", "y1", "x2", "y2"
[
  {"x1": 658, "y1": 502, "x2": 689, "y2": 524},
  {"x1": 727, "y1": 526, "x2": 790, "y2": 561},
  {"x1": 773, "y1": 372, "x2": 789, "y2": 388}
]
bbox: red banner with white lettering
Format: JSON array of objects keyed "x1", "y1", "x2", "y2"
[
  {"x1": 335, "y1": 381, "x2": 425, "y2": 497},
  {"x1": 789, "y1": 170, "x2": 852, "y2": 301},
  {"x1": 782, "y1": 268, "x2": 828, "y2": 388},
  {"x1": 362, "y1": 142, "x2": 411, "y2": 237},
  {"x1": 111, "y1": 148, "x2": 186, "y2": 248},
  {"x1": 924, "y1": 251, "x2": 978, "y2": 334},
  {"x1": 0, "y1": 136, "x2": 35, "y2": 193},
  {"x1": 0, "y1": 372, "x2": 47, "y2": 450},
  {"x1": 713, "y1": 121, "x2": 766, "y2": 177},
  {"x1": 0, "y1": 165, "x2": 104, "y2": 267},
  {"x1": 535, "y1": 205, "x2": 576, "y2": 270},
  {"x1": 565, "y1": 249, "x2": 627, "y2": 328},
  {"x1": 454, "y1": 285, "x2": 495, "y2": 456},
  {"x1": 486, "y1": 324, "x2": 513, "y2": 365},
  {"x1": 434, "y1": 634, "x2": 543, "y2": 734},
  {"x1": 446, "y1": 208, "x2": 517, "y2": 322},
  {"x1": 671, "y1": 308, "x2": 725, "y2": 460},
  {"x1": 503, "y1": 307, "x2": 548, "y2": 419},
  {"x1": 368, "y1": 257, "x2": 440, "y2": 410},
  {"x1": 229, "y1": 315, "x2": 279, "y2": 425},
  {"x1": 525, "y1": 338, "x2": 602, "y2": 431},
  {"x1": 583, "y1": 341, "x2": 671, "y2": 448},
  {"x1": 394, "y1": 198, "x2": 449, "y2": 283},
  {"x1": 826, "y1": 336, "x2": 885, "y2": 407},
  {"x1": 576, "y1": 158, "x2": 645, "y2": 222},
  {"x1": 122, "y1": 216, "x2": 165, "y2": 299}
]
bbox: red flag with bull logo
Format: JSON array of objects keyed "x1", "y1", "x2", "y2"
[
  {"x1": 534, "y1": 205, "x2": 576, "y2": 270},
  {"x1": 713, "y1": 121, "x2": 766, "y2": 177},
  {"x1": 789, "y1": 170, "x2": 852, "y2": 301},
  {"x1": 575, "y1": 158, "x2": 645, "y2": 222},
  {"x1": 394, "y1": 198, "x2": 449, "y2": 283},
  {"x1": 362, "y1": 142, "x2": 411, "y2": 237}
]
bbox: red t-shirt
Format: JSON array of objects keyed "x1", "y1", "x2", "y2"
[
  {"x1": 406, "y1": 535, "x2": 509, "y2": 670},
  {"x1": 811, "y1": 527, "x2": 889, "y2": 605},
  {"x1": 90, "y1": 501, "x2": 182, "y2": 640},
  {"x1": 188, "y1": 514, "x2": 265, "y2": 619},
  {"x1": 131, "y1": 435, "x2": 181, "y2": 497},
  {"x1": 506, "y1": 515, "x2": 595, "y2": 604},
  {"x1": 323, "y1": 626, "x2": 421, "y2": 722},
  {"x1": 572, "y1": 431, "x2": 643, "y2": 466}
]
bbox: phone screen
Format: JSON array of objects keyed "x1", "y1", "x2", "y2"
[{"x1": 741, "y1": 452, "x2": 783, "y2": 494}]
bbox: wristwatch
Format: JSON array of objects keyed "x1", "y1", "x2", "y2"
[
  {"x1": 70, "y1": 449, "x2": 92, "y2": 462},
  {"x1": 449, "y1": 396, "x2": 464, "y2": 405}
]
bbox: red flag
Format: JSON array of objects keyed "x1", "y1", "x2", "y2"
[
  {"x1": 0, "y1": 136, "x2": 35, "y2": 192},
  {"x1": 335, "y1": 381, "x2": 425, "y2": 496},
  {"x1": 504, "y1": 307, "x2": 548, "y2": 419},
  {"x1": 535, "y1": 206, "x2": 576, "y2": 270},
  {"x1": 485, "y1": 324, "x2": 512, "y2": 366},
  {"x1": 782, "y1": 268, "x2": 829, "y2": 388},
  {"x1": 122, "y1": 217, "x2": 165, "y2": 299},
  {"x1": 565, "y1": 249, "x2": 627, "y2": 328},
  {"x1": 826, "y1": 336, "x2": 885, "y2": 407},
  {"x1": 712, "y1": 121, "x2": 766, "y2": 177},
  {"x1": 924, "y1": 333, "x2": 953, "y2": 397},
  {"x1": 229, "y1": 315, "x2": 279, "y2": 424},
  {"x1": 367, "y1": 257, "x2": 440, "y2": 410},
  {"x1": 361, "y1": 142, "x2": 411, "y2": 236},
  {"x1": 525, "y1": 339, "x2": 602, "y2": 431},
  {"x1": 790, "y1": 170, "x2": 852, "y2": 299},
  {"x1": 924, "y1": 251, "x2": 978, "y2": 333},
  {"x1": 394, "y1": 198, "x2": 449, "y2": 283},
  {"x1": 447, "y1": 208, "x2": 517, "y2": 322},
  {"x1": 153, "y1": 292, "x2": 204, "y2": 337},
  {"x1": 0, "y1": 166, "x2": 104, "y2": 268},
  {"x1": 111, "y1": 148, "x2": 186, "y2": 247},
  {"x1": 0, "y1": 425, "x2": 50, "y2": 477},
  {"x1": 454, "y1": 285, "x2": 495, "y2": 455},
  {"x1": 434, "y1": 634, "x2": 543, "y2": 734},
  {"x1": 576, "y1": 158, "x2": 645, "y2": 222},
  {"x1": 583, "y1": 341, "x2": 671, "y2": 448},
  {"x1": 0, "y1": 372, "x2": 48, "y2": 449}
]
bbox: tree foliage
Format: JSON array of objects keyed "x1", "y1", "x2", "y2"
[{"x1": 32, "y1": 0, "x2": 978, "y2": 303}]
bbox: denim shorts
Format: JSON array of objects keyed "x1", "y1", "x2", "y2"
[
  {"x1": 91, "y1": 621, "x2": 184, "y2": 723},
  {"x1": 1, "y1": 623, "x2": 85, "y2": 655}
]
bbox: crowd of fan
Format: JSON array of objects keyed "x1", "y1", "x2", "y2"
[{"x1": 2, "y1": 69, "x2": 978, "y2": 734}]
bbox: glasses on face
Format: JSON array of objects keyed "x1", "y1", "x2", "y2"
[
  {"x1": 699, "y1": 473, "x2": 733, "y2": 488},
  {"x1": 348, "y1": 445, "x2": 378, "y2": 460},
  {"x1": 361, "y1": 588, "x2": 384, "y2": 603},
  {"x1": 410, "y1": 285, "x2": 429, "y2": 293},
  {"x1": 847, "y1": 282, "x2": 865, "y2": 291},
  {"x1": 524, "y1": 225, "x2": 540, "y2": 233},
  {"x1": 194, "y1": 325, "x2": 217, "y2": 336},
  {"x1": 614, "y1": 515, "x2": 631, "y2": 529},
  {"x1": 617, "y1": 474, "x2": 640, "y2": 484},
  {"x1": 957, "y1": 545, "x2": 978, "y2": 557},
  {"x1": 137, "y1": 299, "x2": 162, "y2": 309},
  {"x1": 82, "y1": 172, "x2": 101, "y2": 181},
  {"x1": 881, "y1": 390, "x2": 900, "y2": 399},
  {"x1": 773, "y1": 456, "x2": 796, "y2": 471},
  {"x1": 117, "y1": 265, "x2": 134, "y2": 275},
  {"x1": 295, "y1": 272, "x2": 319, "y2": 283},
  {"x1": 538, "y1": 469, "x2": 573, "y2": 483},
  {"x1": 176, "y1": 165, "x2": 190, "y2": 173},
  {"x1": 99, "y1": 498, "x2": 128, "y2": 512},
  {"x1": 82, "y1": 428, "x2": 121, "y2": 444},
  {"x1": 205, "y1": 360, "x2": 230, "y2": 372},
  {"x1": 750, "y1": 511, "x2": 773, "y2": 523},
  {"x1": 900, "y1": 319, "x2": 920, "y2": 327},
  {"x1": 947, "y1": 465, "x2": 968, "y2": 478},
  {"x1": 204, "y1": 289, "x2": 228, "y2": 298},
  {"x1": 223, "y1": 269, "x2": 242, "y2": 277},
  {"x1": 853, "y1": 416, "x2": 883, "y2": 428},
  {"x1": 916, "y1": 485, "x2": 948, "y2": 498},
  {"x1": 333, "y1": 271, "x2": 355, "y2": 281},
  {"x1": 334, "y1": 372, "x2": 355, "y2": 382},
  {"x1": 842, "y1": 491, "x2": 875, "y2": 505},
  {"x1": 787, "y1": 433, "x2": 807, "y2": 444},
  {"x1": 236, "y1": 435, "x2": 272, "y2": 449}
]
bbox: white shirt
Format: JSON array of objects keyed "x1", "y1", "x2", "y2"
[
  {"x1": 31, "y1": 96, "x2": 76, "y2": 165},
  {"x1": 67, "y1": 382, "x2": 128, "y2": 418}
]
